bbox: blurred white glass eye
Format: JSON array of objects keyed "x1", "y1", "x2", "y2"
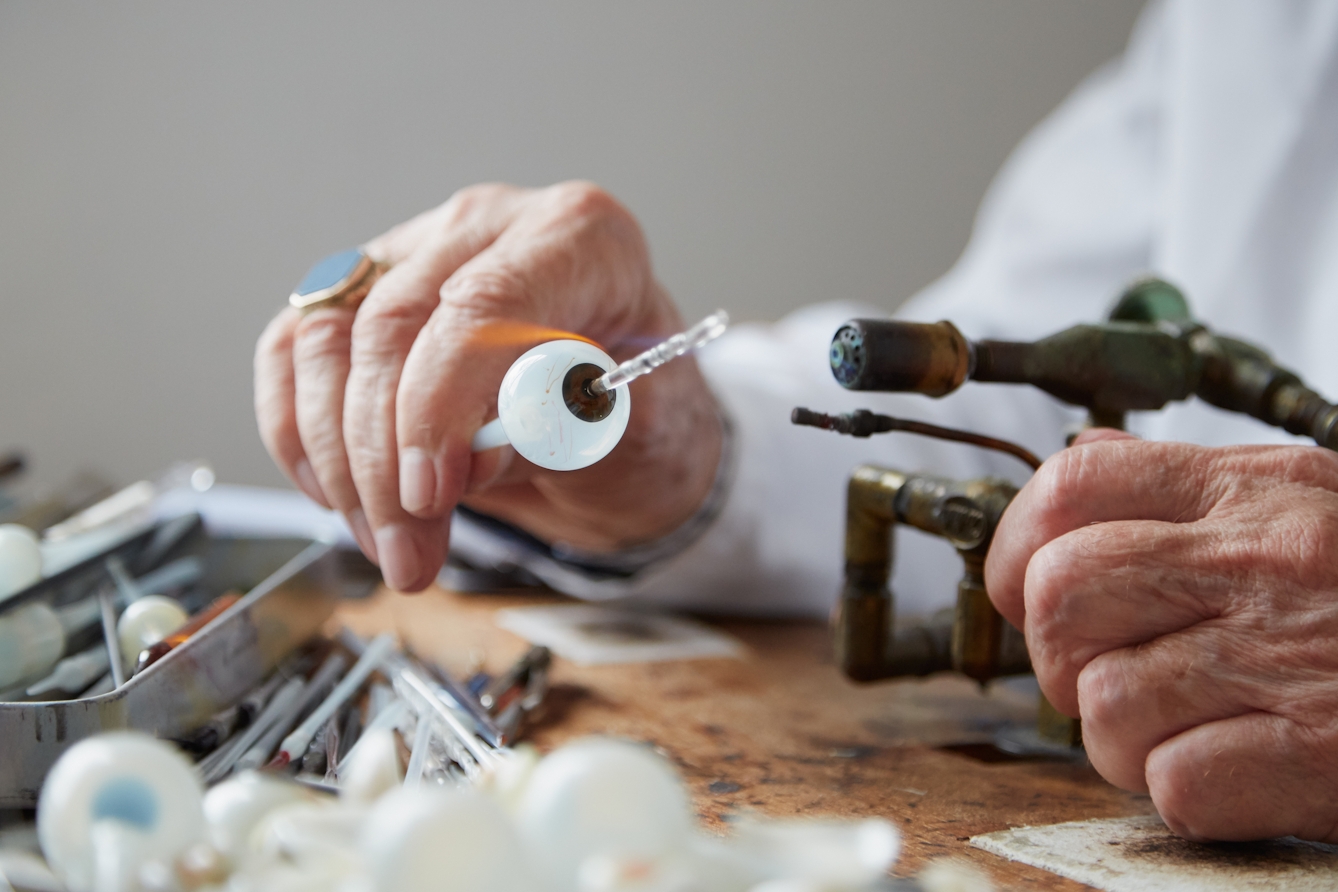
[
  {"x1": 730, "y1": 817, "x2": 900, "y2": 886},
  {"x1": 38, "y1": 732, "x2": 205, "y2": 892},
  {"x1": 0, "y1": 523, "x2": 42, "y2": 603},
  {"x1": 0, "y1": 602, "x2": 66, "y2": 690},
  {"x1": 361, "y1": 786, "x2": 533, "y2": 892},
  {"x1": 203, "y1": 771, "x2": 315, "y2": 862},
  {"x1": 516, "y1": 738, "x2": 692, "y2": 892},
  {"x1": 481, "y1": 339, "x2": 632, "y2": 472},
  {"x1": 116, "y1": 596, "x2": 188, "y2": 667}
]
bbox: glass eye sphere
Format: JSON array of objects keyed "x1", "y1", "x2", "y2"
[
  {"x1": 514, "y1": 738, "x2": 692, "y2": 892},
  {"x1": 203, "y1": 771, "x2": 314, "y2": 861},
  {"x1": 362, "y1": 786, "x2": 533, "y2": 892},
  {"x1": 496, "y1": 340, "x2": 632, "y2": 472},
  {"x1": 116, "y1": 595, "x2": 189, "y2": 666},
  {"x1": 38, "y1": 732, "x2": 205, "y2": 892},
  {"x1": 0, "y1": 523, "x2": 42, "y2": 603}
]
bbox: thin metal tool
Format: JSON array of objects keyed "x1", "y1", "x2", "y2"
[
  {"x1": 105, "y1": 555, "x2": 148, "y2": 603},
  {"x1": 201, "y1": 675, "x2": 304, "y2": 782},
  {"x1": 239, "y1": 651, "x2": 347, "y2": 772},
  {"x1": 480, "y1": 646, "x2": 552, "y2": 711},
  {"x1": 363, "y1": 638, "x2": 496, "y2": 768},
  {"x1": 272, "y1": 632, "x2": 395, "y2": 768},
  {"x1": 97, "y1": 586, "x2": 125, "y2": 689},
  {"x1": 329, "y1": 699, "x2": 361, "y2": 779},
  {"x1": 301, "y1": 713, "x2": 336, "y2": 776},
  {"x1": 410, "y1": 646, "x2": 506, "y2": 746},
  {"x1": 587, "y1": 310, "x2": 729, "y2": 396}
]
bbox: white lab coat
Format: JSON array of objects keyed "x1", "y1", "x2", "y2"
[{"x1": 450, "y1": 0, "x2": 1338, "y2": 618}]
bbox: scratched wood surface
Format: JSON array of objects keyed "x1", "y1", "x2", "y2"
[{"x1": 338, "y1": 587, "x2": 1155, "y2": 890}]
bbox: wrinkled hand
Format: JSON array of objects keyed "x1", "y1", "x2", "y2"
[
  {"x1": 255, "y1": 182, "x2": 722, "y2": 591},
  {"x1": 986, "y1": 429, "x2": 1338, "y2": 842}
]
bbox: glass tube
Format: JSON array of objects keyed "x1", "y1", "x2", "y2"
[{"x1": 588, "y1": 310, "x2": 730, "y2": 396}]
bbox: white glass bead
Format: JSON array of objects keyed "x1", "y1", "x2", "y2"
[
  {"x1": 0, "y1": 602, "x2": 66, "y2": 690},
  {"x1": 515, "y1": 738, "x2": 692, "y2": 892},
  {"x1": 252, "y1": 801, "x2": 363, "y2": 878},
  {"x1": 362, "y1": 786, "x2": 533, "y2": 892},
  {"x1": 0, "y1": 524, "x2": 42, "y2": 603},
  {"x1": 489, "y1": 339, "x2": 632, "y2": 472},
  {"x1": 730, "y1": 817, "x2": 900, "y2": 886},
  {"x1": 115, "y1": 596, "x2": 188, "y2": 668},
  {"x1": 202, "y1": 771, "x2": 315, "y2": 862},
  {"x1": 38, "y1": 732, "x2": 205, "y2": 892}
]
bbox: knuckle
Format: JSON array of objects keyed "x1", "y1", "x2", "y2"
[
  {"x1": 1286, "y1": 507, "x2": 1338, "y2": 585},
  {"x1": 1074, "y1": 656, "x2": 1130, "y2": 730},
  {"x1": 547, "y1": 180, "x2": 622, "y2": 219},
  {"x1": 1029, "y1": 447, "x2": 1090, "y2": 518},
  {"x1": 441, "y1": 182, "x2": 514, "y2": 224},
  {"x1": 294, "y1": 313, "x2": 353, "y2": 356},
  {"x1": 544, "y1": 181, "x2": 644, "y2": 250},
  {"x1": 1023, "y1": 531, "x2": 1106, "y2": 683},
  {"x1": 349, "y1": 299, "x2": 429, "y2": 351},
  {"x1": 439, "y1": 265, "x2": 534, "y2": 320},
  {"x1": 255, "y1": 311, "x2": 298, "y2": 362},
  {"x1": 1023, "y1": 534, "x2": 1085, "y2": 623},
  {"x1": 1280, "y1": 445, "x2": 1338, "y2": 487}
]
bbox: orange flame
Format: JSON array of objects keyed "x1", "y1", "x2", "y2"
[{"x1": 469, "y1": 320, "x2": 602, "y2": 350}]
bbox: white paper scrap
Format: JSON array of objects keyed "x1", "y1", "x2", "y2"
[
  {"x1": 971, "y1": 814, "x2": 1338, "y2": 892},
  {"x1": 495, "y1": 605, "x2": 744, "y2": 665}
]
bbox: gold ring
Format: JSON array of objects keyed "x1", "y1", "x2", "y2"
[{"x1": 289, "y1": 247, "x2": 390, "y2": 314}]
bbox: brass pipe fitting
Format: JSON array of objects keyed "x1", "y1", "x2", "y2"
[
  {"x1": 828, "y1": 278, "x2": 1338, "y2": 451},
  {"x1": 834, "y1": 466, "x2": 1029, "y2": 684}
]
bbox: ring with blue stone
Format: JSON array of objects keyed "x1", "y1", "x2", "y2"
[{"x1": 288, "y1": 247, "x2": 390, "y2": 314}]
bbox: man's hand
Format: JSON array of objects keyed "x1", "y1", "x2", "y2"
[
  {"x1": 986, "y1": 429, "x2": 1338, "y2": 842},
  {"x1": 255, "y1": 182, "x2": 722, "y2": 591}
]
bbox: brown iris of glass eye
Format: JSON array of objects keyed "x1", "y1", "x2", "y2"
[{"x1": 562, "y1": 363, "x2": 616, "y2": 422}]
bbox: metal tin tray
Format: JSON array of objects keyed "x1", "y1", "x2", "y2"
[{"x1": 0, "y1": 525, "x2": 376, "y2": 806}]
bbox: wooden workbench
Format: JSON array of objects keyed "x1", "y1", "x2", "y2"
[{"x1": 338, "y1": 587, "x2": 1154, "y2": 890}]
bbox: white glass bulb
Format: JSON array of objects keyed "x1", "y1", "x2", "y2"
[
  {"x1": 116, "y1": 596, "x2": 188, "y2": 667},
  {"x1": 362, "y1": 786, "x2": 533, "y2": 892},
  {"x1": 729, "y1": 817, "x2": 900, "y2": 886},
  {"x1": 485, "y1": 339, "x2": 632, "y2": 472},
  {"x1": 0, "y1": 524, "x2": 42, "y2": 603},
  {"x1": 203, "y1": 771, "x2": 314, "y2": 861},
  {"x1": 515, "y1": 738, "x2": 692, "y2": 892},
  {"x1": 252, "y1": 801, "x2": 363, "y2": 876},
  {"x1": 38, "y1": 732, "x2": 205, "y2": 892},
  {"x1": 0, "y1": 602, "x2": 66, "y2": 690}
]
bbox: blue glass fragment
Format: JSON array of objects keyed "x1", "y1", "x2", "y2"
[{"x1": 295, "y1": 248, "x2": 363, "y2": 296}]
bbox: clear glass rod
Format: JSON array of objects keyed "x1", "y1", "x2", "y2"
[{"x1": 588, "y1": 309, "x2": 730, "y2": 395}]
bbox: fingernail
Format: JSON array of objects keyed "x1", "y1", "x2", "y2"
[
  {"x1": 294, "y1": 459, "x2": 330, "y2": 508},
  {"x1": 347, "y1": 508, "x2": 378, "y2": 563},
  {"x1": 399, "y1": 448, "x2": 436, "y2": 515},
  {"x1": 374, "y1": 523, "x2": 421, "y2": 591}
]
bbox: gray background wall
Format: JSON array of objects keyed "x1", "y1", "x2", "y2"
[{"x1": 0, "y1": 1, "x2": 1145, "y2": 497}]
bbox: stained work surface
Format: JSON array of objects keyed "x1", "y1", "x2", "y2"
[
  {"x1": 340, "y1": 588, "x2": 1154, "y2": 890},
  {"x1": 973, "y1": 815, "x2": 1338, "y2": 891}
]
